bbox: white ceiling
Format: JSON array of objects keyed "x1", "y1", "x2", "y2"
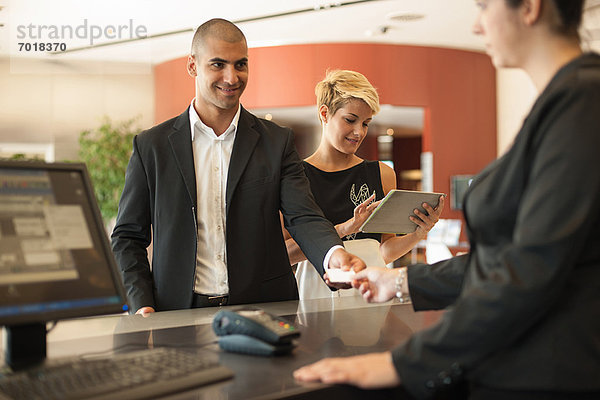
[
  {"x1": 1, "y1": 0, "x2": 486, "y2": 64},
  {"x1": 1, "y1": 0, "x2": 598, "y2": 132}
]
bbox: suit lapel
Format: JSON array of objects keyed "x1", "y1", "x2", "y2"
[
  {"x1": 168, "y1": 109, "x2": 197, "y2": 207},
  {"x1": 226, "y1": 107, "x2": 259, "y2": 215}
]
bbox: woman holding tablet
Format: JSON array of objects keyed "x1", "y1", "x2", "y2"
[
  {"x1": 282, "y1": 70, "x2": 444, "y2": 298},
  {"x1": 295, "y1": 0, "x2": 600, "y2": 398}
]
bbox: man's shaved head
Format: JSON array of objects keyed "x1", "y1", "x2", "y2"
[{"x1": 191, "y1": 18, "x2": 246, "y2": 55}]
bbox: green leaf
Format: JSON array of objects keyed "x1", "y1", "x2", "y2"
[{"x1": 78, "y1": 116, "x2": 140, "y2": 222}]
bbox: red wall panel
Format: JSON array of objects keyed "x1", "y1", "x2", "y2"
[{"x1": 154, "y1": 43, "x2": 497, "y2": 224}]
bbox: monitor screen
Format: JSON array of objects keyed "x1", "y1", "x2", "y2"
[
  {"x1": 0, "y1": 161, "x2": 128, "y2": 326},
  {"x1": 450, "y1": 175, "x2": 474, "y2": 211}
]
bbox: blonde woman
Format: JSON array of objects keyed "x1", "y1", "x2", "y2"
[{"x1": 282, "y1": 70, "x2": 444, "y2": 299}]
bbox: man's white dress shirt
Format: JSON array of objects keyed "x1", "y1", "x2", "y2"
[
  {"x1": 188, "y1": 100, "x2": 341, "y2": 296},
  {"x1": 189, "y1": 101, "x2": 239, "y2": 296}
]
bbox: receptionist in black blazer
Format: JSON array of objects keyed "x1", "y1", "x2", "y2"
[
  {"x1": 111, "y1": 18, "x2": 365, "y2": 314},
  {"x1": 295, "y1": 1, "x2": 600, "y2": 399}
]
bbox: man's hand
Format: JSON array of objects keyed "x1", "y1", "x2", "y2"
[
  {"x1": 294, "y1": 352, "x2": 401, "y2": 389},
  {"x1": 328, "y1": 248, "x2": 366, "y2": 271},
  {"x1": 325, "y1": 248, "x2": 366, "y2": 289},
  {"x1": 135, "y1": 306, "x2": 155, "y2": 316}
]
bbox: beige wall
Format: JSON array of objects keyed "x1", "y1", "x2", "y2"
[
  {"x1": 496, "y1": 68, "x2": 537, "y2": 156},
  {"x1": 1, "y1": 56, "x2": 535, "y2": 162},
  {"x1": 0, "y1": 57, "x2": 154, "y2": 161}
]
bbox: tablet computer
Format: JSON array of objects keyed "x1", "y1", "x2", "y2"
[{"x1": 359, "y1": 189, "x2": 445, "y2": 234}]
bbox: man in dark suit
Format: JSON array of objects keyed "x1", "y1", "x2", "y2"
[{"x1": 111, "y1": 18, "x2": 364, "y2": 314}]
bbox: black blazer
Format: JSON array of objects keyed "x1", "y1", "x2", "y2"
[
  {"x1": 111, "y1": 106, "x2": 342, "y2": 312},
  {"x1": 392, "y1": 53, "x2": 600, "y2": 398}
]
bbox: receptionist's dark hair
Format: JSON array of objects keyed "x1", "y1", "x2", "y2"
[{"x1": 505, "y1": 0, "x2": 584, "y2": 40}]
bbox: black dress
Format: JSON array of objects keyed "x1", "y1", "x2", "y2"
[
  {"x1": 302, "y1": 160, "x2": 384, "y2": 242},
  {"x1": 295, "y1": 160, "x2": 387, "y2": 299}
]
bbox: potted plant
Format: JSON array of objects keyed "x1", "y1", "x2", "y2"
[{"x1": 79, "y1": 117, "x2": 139, "y2": 228}]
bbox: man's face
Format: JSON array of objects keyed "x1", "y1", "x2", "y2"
[{"x1": 188, "y1": 36, "x2": 248, "y2": 113}]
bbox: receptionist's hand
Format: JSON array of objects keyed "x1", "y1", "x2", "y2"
[
  {"x1": 294, "y1": 351, "x2": 401, "y2": 389},
  {"x1": 135, "y1": 306, "x2": 155, "y2": 316},
  {"x1": 325, "y1": 248, "x2": 367, "y2": 289},
  {"x1": 352, "y1": 267, "x2": 399, "y2": 303}
]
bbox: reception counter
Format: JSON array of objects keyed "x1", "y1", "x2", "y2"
[{"x1": 4, "y1": 296, "x2": 444, "y2": 399}]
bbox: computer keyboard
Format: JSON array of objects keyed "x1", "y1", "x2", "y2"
[{"x1": 0, "y1": 347, "x2": 233, "y2": 400}]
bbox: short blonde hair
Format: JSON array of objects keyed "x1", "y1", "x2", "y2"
[{"x1": 315, "y1": 70, "x2": 380, "y2": 119}]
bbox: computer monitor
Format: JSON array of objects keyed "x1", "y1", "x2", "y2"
[
  {"x1": 0, "y1": 161, "x2": 128, "y2": 370},
  {"x1": 450, "y1": 175, "x2": 474, "y2": 211}
]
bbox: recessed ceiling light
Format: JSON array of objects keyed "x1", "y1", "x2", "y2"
[{"x1": 386, "y1": 12, "x2": 425, "y2": 23}]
